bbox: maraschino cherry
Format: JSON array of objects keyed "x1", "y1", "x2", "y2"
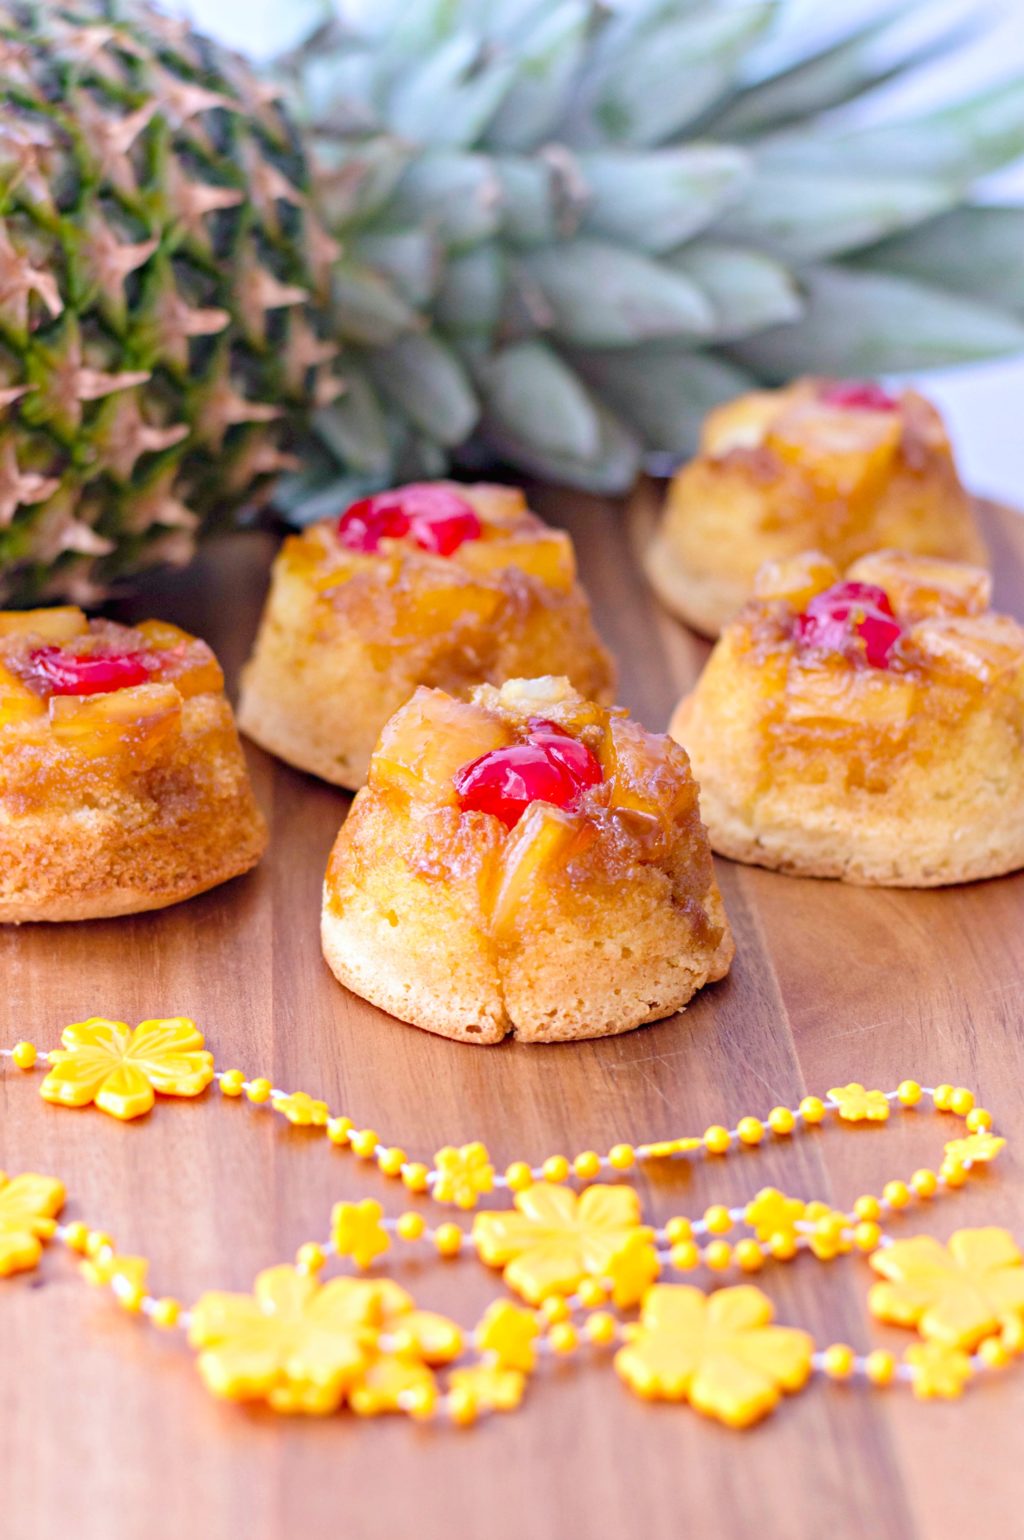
[
  {"x1": 454, "y1": 718, "x2": 602, "y2": 829},
  {"x1": 795, "y1": 581, "x2": 903, "y2": 669},
  {"x1": 26, "y1": 646, "x2": 154, "y2": 696},
  {"x1": 820, "y1": 380, "x2": 899, "y2": 412},
  {"x1": 338, "y1": 484, "x2": 482, "y2": 556}
]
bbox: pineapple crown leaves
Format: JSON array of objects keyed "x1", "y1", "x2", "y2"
[{"x1": 275, "y1": 0, "x2": 1024, "y2": 505}]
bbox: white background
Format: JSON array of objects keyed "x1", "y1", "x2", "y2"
[{"x1": 187, "y1": 0, "x2": 1024, "y2": 504}]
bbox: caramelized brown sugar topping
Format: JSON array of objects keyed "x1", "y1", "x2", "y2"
[{"x1": 333, "y1": 678, "x2": 717, "y2": 942}]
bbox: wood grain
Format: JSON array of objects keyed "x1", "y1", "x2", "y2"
[{"x1": 2, "y1": 488, "x2": 1023, "y2": 1540}]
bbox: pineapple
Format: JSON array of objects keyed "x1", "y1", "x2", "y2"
[
  {"x1": 0, "y1": 0, "x2": 342, "y2": 604},
  {"x1": 274, "y1": 0, "x2": 1024, "y2": 510}
]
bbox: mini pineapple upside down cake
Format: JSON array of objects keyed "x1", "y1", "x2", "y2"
[
  {"x1": 238, "y1": 482, "x2": 615, "y2": 790},
  {"x1": 646, "y1": 378, "x2": 987, "y2": 638},
  {"x1": 670, "y1": 551, "x2": 1024, "y2": 887},
  {"x1": 321, "y1": 677, "x2": 733, "y2": 1043},
  {"x1": 0, "y1": 607, "x2": 266, "y2": 922}
]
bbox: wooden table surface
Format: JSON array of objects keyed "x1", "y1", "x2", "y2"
[{"x1": 2, "y1": 487, "x2": 1023, "y2": 1540}]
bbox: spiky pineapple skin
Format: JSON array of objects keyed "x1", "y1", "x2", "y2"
[{"x1": 0, "y1": 0, "x2": 342, "y2": 604}]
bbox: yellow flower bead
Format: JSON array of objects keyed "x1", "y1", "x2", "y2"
[
  {"x1": 911, "y1": 1169, "x2": 938, "y2": 1199},
  {"x1": 703, "y1": 1204, "x2": 732, "y2": 1236},
  {"x1": 573, "y1": 1151, "x2": 601, "y2": 1181},
  {"x1": 577, "y1": 1279, "x2": 607, "y2": 1309},
  {"x1": 822, "y1": 1343, "x2": 855, "y2": 1380},
  {"x1": 11, "y1": 1041, "x2": 36, "y2": 1070},
  {"x1": 585, "y1": 1311, "x2": 617, "y2": 1346},
  {"x1": 608, "y1": 1144, "x2": 636, "y2": 1171},
  {"x1": 897, "y1": 1080, "x2": 922, "y2": 1107},
  {"x1": 950, "y1": 1087, "x2": 974, "y2": 1117},
  {"x1": 295, "y1": 1243, "x2": 326, "y2": 1274},
  {"x1": 768, "y1": 1106, "x2": 795, "y2": 1135},
  {"x1": 541, "y1": 1295, "x2": 571, "y2": 1325},
  {"x1": 664, "y1": 1217, "x2": 693, "y2": 1246},
  {"x1": 670, "y1": 1241, "x2": 700, "y2": 1272},
  {"x1": 933, "y1": 1084, "x2": 955, "y2": 1112},
  {"x1": 704, "y1": 1240, "x2": 732, "y2": 1272},
  {"x1": 505, "y1": 1162, "x2": 534, "y2": 1192},
  {"x1": 434, "y1": 1223, "x2": 463, "y2": 1258},
  {"x1": 402, "y1": 1162, "x2": 430, "y2": 1193},
  {"x1": 219, "y1": 1069, "x2": 245, "y2": 1096},
  {"x1": 735, "y1": 1239, "x2": 764, "y2": 1273},
  {"x1": 865, "y1": 1349, "x2": 895, "y2": 1386},
  {"x1": 549, "y1": 1322, "x2": 578, "y2": 1355},
  {"x1": 542, "y1": 1155, "x2": 570, "y2": 1184},
  {"x1": 377, "y1": 1147, "x2": 406, "y2": 1177},
  {"x1": 246, "y1": 1077, "x2": 272, "y2": 1104},
  {"x1": 737, "y1": 1117, "x2": 764, "y2": 1146},
  {"x1": 966, "y1": 1108, "x2": 994, "y2": 1133},
  {"x1": 978, "y1": 1336, "x2": 1011, "y2": 1370},
  {"x1": 799, "y1": 1096, "x2": 825, "y2": 1124},
  {"x1": 854, "y1": 1221, "x2": 881, "y2": 1253},
  {"x1": 350, "y1": 1129, "x2": 379, "y2": 1159},
  {"x1": 326, "y1": 1115, "x2": 353, "y2": 1145},
  {"x1": 62, "y1": 1220, "x2": 89, "y2": 1254},
  {"x1": 703, "y1": 1124, "x2": 731, "y2": 1154},
  {"x1": 882, "y1": 1180, "x2": 910, "y2": 1210},
  {"x1": 151, "y1": 1297, "x2": 181, "y2": 1331},
  {"x1": 396, "y1": 1212, "x2": 426, "y2": 1242},
  {"x1": 854, "y1": 1194, "x2": 882, "y2": 1222},
  {"x1": 448, "y1": 1386, "x2": 478, "y2": 1426},
  {"x1": 85, "y1": 1230, "x2": 114, "y2": 1260},
  {"x1": 941, "y1": 1159, "x2": 968, "y2": 1188}
]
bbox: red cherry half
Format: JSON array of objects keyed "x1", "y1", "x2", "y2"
[
  {"x1": 338, "y1": 484, "x2": 481, "y2": 556},
  {"x1": 819, "y1": 380, "x2": 899, "y2": 412},
  {"x1": 26, "y1": 646, "x2": 155, "y2": 697},
  {"x1": 454, "y1": 721, "x2": 603, "y2": 829},
  {"x1": 795, "y1": 581, "x2": 903, "y2": 669}
]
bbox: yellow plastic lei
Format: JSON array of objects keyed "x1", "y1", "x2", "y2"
[{"x1": 2, "y1": 1020, "x2": 1022, "y2": 1429}]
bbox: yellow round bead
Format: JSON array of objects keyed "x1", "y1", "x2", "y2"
[
  {"x1": 296, "y1": 1243, "x2": 326, "y2": 1274},
  {"x1": 882, "y1": 1180, "x2": 910, "y2": 1210},
  {"x1": 219, "y1": 1069, "x2": 245, "y2": 1096},
  {"x1": 377, "y1": 1147, "x2": 406, "y2": 1177},
  {"x1": 245, "y1": 1077, "x2": 272, "y2": 1104},
  {"x1": 396, "y1": 1212, "x2": 426, "y2": 1242},
  {"x1": 62, "y1": 1220, "x2": 89, "y2": 1254},
  {"x1": 549, "y1": 1322, "x2": 578, "y2": 1355},
  {"x1": 703, "y1": 1204, "x2": 733, "y2": 1236},
  {"x1": 85, "y1": 1230, "x2": 114, "y2": 1260},
  {"x1": 822, "y1": 1343, "x2": 855, "y2": 1380},
  {"x1": 865, "y1": 1349, "x2": 895, "y2": 1386},
  {"x1": 768, "y1": 1231, "x2": 798, "y2": 1261},
  {"x1": 737, "y1": 1116, "x2": 765, "y2": 1146},
  {"x1": 799, "y1": 1096, "x2": 826, "y2": 1124},
  {"x1": 573, "y1": 1151, "x2": 601, "y2": 1180},
  {"x1": 704, "y1": 1240, "x2": 732, "y2": 1272},
  {"x1": 853, "y1": 1194, "x2": 882, "y2": 1222},
  {"x1": 117, "y1": 1281, "x2": 145, "y2": 1314},
  {"x1": 350, "y1": 1129, "x2": 379, "y2": 1159},
  {"x1": 941, "y1": 1159, "x2": 968, "y2": 1188},
  {"x1": 949, "y1": 1087, "x2": 974, "y2": 1117},
  {"x1": 896, "y1": 1079, "x2": 922, "y2": 1107},
  {"x1": 911, "y1": 1169, "x2": 938, "y2": 1199},
  {"x1": 404, "y1": 1387, "x2": 436, "y2": 1421},
  {"x1": 703, "y1": 1124, "x2": 731, "y2": 1155},
  {"x1": 542, "y1": 1155, "x2": 570, "y2": 1184},
  {"x1": 670, "y1": 1241, "x2": 700, "y2": 1272},
  {"x1": 11, "y1": 1041, "x2": 36, "y2": 1070},
  {"x1": 448, "y1": 1386, "x2": 478, "y2": 1426},
  {"x1": 576, "y1": 1278, "x2": 607, "y2": 1309},
  {"x1": 542, "y1": 1295, "x2": 571, "y2": 1325},
  {"x1": 585, "y1": 1311, "x2": 617, "y2": 1346},
  {"x1": 768, "y1": 1106, "x2": 795, "y2": 1135},
  {"x1": 966, "y1": 1108, "x2": 994, "y2": 1133},
  {"x1": 854, "y1": 1221, "x2": 881, "y2": 1252},
  {"x1": 1001, "y1": 1315, "x2": 1024, "y2": 1354},
  {"x1": 505, "y1": 1161, "x2": 534, "y2": 1191},
  {"x1": 608, "y1": 1143, "x2": 636, "y2": 1171},
  {"x1": 664, "y1": 1216, "x2": 693, "y2": 1246},
  {"x1": 327, "y1": 1116, "x2": 354, "y2": 1145},
  {"x1": 401, "y1": 1162, "x2": 430, "y2": 1193},
  {"x1": 151, "y1": 1297, "x2": 181, "y2": 1331},
  {"x1": 933, "y1": 1083, "x2": 955, "y2": 1112},
  {"x1": 978, "y1": 1336, "x2": 1011, "y2": 1370},
  {"x1": 434, "y1": 1223, "x2": 463, "y2": 1258},
  {"x1": 735, "y1": 1239, "x2": 764, "y2": 1273}
]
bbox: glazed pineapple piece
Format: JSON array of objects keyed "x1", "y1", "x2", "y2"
[
  {"x1": 0, "y1": 609, "x2": 266, "y2": 921},
  {"x1": 238, "y1": 482, "x2": 615, "y2": 789},
  {"x1": 646, "y1": 379, "x2": 987, "y2": 637},
  {"x1": 670, "y1": 551, "x2": 1024, "y2": 886},
  {"x1": 322, "y1": 676, "x2": 733, "y2": 1043}
]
